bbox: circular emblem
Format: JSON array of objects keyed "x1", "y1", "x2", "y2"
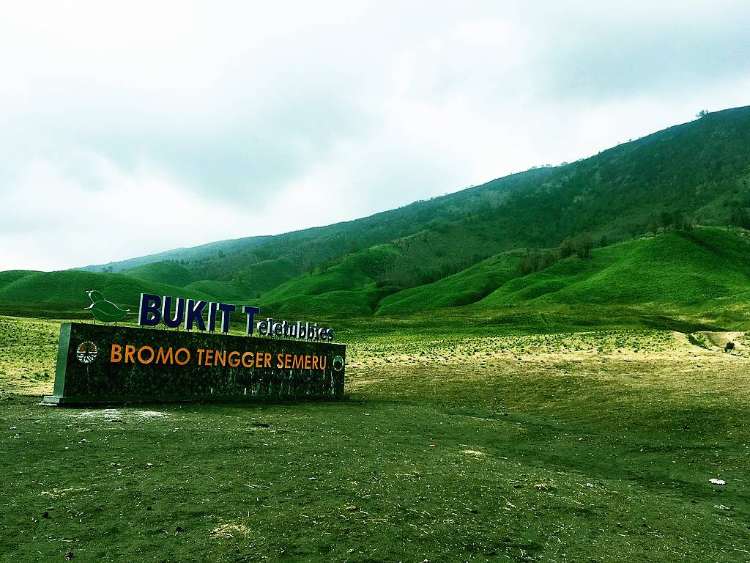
[
  {"x1": 76, "y1": 341, "x2": 98, "y2": 364},
  {"x1": 332, "y1": 355, "x2": 345, "y2": 372}
]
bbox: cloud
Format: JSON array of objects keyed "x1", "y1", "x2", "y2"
[
  {"x1": 0, "y1": 0, "x2": 749, "y2": 270},
  {"x1": 0, "y1": 152, "x2": 253, "y2": 269}
]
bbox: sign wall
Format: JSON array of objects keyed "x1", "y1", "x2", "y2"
[{"x1": 43, "y1": 322, "x2": 346, "y2": 406}]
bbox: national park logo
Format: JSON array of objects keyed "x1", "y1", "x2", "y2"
[
  {"x1": 332, "y1": 355, "x2": 344, "y2": 372},
  {"x1": 76, "y1": 341, "x2": 98, "y2": 364}
]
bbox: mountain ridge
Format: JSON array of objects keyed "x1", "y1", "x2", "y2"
[
  {"x1": 84, "y1": 105, "x2": 750, "y2": 277},
  {"x1": 3, "y1": 104, "x2": 750, "y2": 328}
]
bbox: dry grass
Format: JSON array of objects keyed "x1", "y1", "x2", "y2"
[{"x1": 2, "y1": 317, "x2": 750, "y2": 560}]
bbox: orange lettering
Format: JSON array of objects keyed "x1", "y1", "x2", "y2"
[
  {"x1": 137, "y1": 345, "x2": 155, "y2": 364},
  {"x1": 175, "y1": 348, "x2": 190, "y2": 366},
  {"x1": 312, "y1": 356, "x2": 319, "y2": 370},
  {"x1": 124, "y1": 345, "x2": 135, "y2": 364},
  {"x1": 110, "y1": 344, "x2": 122, "y2": 363},
  {"x1": 276, "y1": 353, "x2": 284, "y2": 369},
  {"x1": 319, "y1": 356, "x2": 327, "y2": 370},
  {"x1": 156, "y1": 347, "x2": 174, "y2": 364},
  {"x1": 215, "y1": 350, "x2": 226, "y2": 367},
  {"x1": 264, "y1": 353, "x2": 272, "y2": 368},
  {"x1": 293, "y1": 355, "x2": 303, "y2": 369},
  {"x1": 304, "y1": 355, "x2": 311, "y2": 370},
  {"x1": 228, "y1": 351, "x2": 240, "y2": 368},
  {"x1": 242, "y1": 352, "x2": 254, "y2": 368}
]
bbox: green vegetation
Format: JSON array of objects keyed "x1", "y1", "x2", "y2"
[
  {"x1": 5, "y1": 227, "x2": 750, "y2": 331},
  {"x1": 2, "y1": 317, "x2": 749, "y2": 560},
  {"x1": 3, "y1": 106, "x2": 750, "y2": 328},
  {"x1": 0, "y1": 271, "x2": 214, "y2": 318},
  {"x1": 477, "y1": 228, "x2": 750, "y2": 308},
  {"x1": 376, "y1": 227, "x2": 750, "y2": 329},
  {"x1": 377, "y1": 252, "x2": 521, "y2": 315},
  {"x1": 126, "y1": 261, "x2": 196, "y2": 287}
]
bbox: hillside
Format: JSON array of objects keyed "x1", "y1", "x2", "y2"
[
  {"x1": 85, "y1": 105, "x2": 750, "y2": 298},
  {"x1": 287, "y1": 227, "x2": 750, "y2": 329},
  {"x1": 474, "y1": 227, "x2": 750, "y2": 328},
  {"x1": 477, "y1": 229, "x2": 750, "y2": 309},
  {"x1": 0, "y1": 270, "x2": 214, "y2": 318},
  {"x1": 3, "y1": 105, "x2": 750, "y2": 325}
]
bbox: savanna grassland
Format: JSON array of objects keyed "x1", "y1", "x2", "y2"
[{"x1": 1, "y1": 315, "x2": 749, "y2": 562}]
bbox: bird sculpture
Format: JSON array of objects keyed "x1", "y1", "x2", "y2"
[{"x1": 84, "y1": 290, "x2": 130, "y2": 323}]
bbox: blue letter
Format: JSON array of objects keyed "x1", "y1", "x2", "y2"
[
  {"x1": 184, "y1": 299, "x2": 207, "y2": 331},
  {"x1": 218, "y1": 303, "x2": 235, "y2": 333},
  {"x1": 162, "y1": 296, "x2": 185, "y2": 328},
  {"x1": 243, "y1": 305, "x2": 260, "y2": 335},
  {"x1": 207, "y1": 302, "x2": 218, "y2": 332},
  {"x1": 138, "y1": 293, "x2": 161, "y2": 326}
]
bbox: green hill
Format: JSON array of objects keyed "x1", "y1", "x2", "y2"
[
  {"x1": 253, "y1": 227, "x2": 750, "y2": 328},
  {"x1": 0, "y1": 270, "x2": 215, "y2": 317},
  {"x1": 477, "y1": 228, "x2": 750, "y2": 308},
  {"x1": 4, "y1": 105, "x2": 750, "y2": 326},
  {"x1": 0, "y1": 270, "x2": 41, "y2": 290},
  {"x1": 463, "y1": 227, "x2": 750, "y2": 329},
  {"x1": 376, "y1": 252, "x2": 522, "y2": 316},
  {"x1": 125, "y1": 261, "x2": 195, "y2": 287},
  {"x1": 258, "y1": 245, "x2": 400, "y2": 317},
  {"x1": 82, "y1": 105, "x2": 750, "y2": 302}
]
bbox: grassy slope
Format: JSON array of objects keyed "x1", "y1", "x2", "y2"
[
  {"x1": 477, "y1": 228, "x2": 750, "y2": 309},
  {"x1": 2, "y1": 227, "x2": 750, "y2": 329},
  {"x1": 376, "y1": 251, "x2": 521, "y2": 315},
  {"x1": 126, "y1": 261, "x2": 258, "y2": 302},
  {"x1": 0, "y1": 270, "x2": 216, "y2": 317},
  {"x1": 259, "y1": 227, "x2": 750, "y2": 329},
  {"x1": 259, "y1": 245, "x2": 401, "y2": 317},
  {"x1": 125, "y1": 261, "x2": 196, "y2": 287},
  {"x1": 182, "y1": 280, "x2": 251, "y2": 302},
  {"x1": 0, "y1": 270, "x2": 41, "y2": 288}
]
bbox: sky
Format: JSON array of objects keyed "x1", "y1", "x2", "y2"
[{"x1": 1, "y1": 0, "x2": 749, "y2": 271}]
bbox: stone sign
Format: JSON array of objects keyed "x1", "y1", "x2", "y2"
[{"x1": 43, "y1": 322, "x2": 346, "y2": 406}]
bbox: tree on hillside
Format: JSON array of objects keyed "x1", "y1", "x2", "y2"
[
  {"x1": 559, "y1": 237, "x2": 575, "y2": 259},
  {"x1": 659, "y1": 211, "x2": 674, "y2": 230},
  {"x1": 574, "y1": 233, "x2": 593, "y2": 259},
  {"x1": 730, "y1": 207, "x2": 750, "y2": 229},
  {"x1": 559, "y1": 234, "x2": 593, "y2": 260},
  {"x1": 678, "y1": 213, "x2": 695, "y2": 231},
  {"x1": 518, "y1": 250, "x2": 557, "y2": 275},
  {"x1": 657, "y1": 210, "x2": 694, "y2": 232}
]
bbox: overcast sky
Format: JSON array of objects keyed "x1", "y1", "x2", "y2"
[{"x1": 1, "y1": 0, "x2": 749, "y2": 270}]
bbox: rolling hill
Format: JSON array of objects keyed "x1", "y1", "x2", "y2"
[
  {"x1": 0, "y1": 270, "x2": 214, "y2": 318},
  {"x1": 477, "y1": 229, "x2": 750, "y2": 308},
  {"x1": 3, "y1": 105, "x2": 750, "y2": 327},
  {"x1": 374, "y1": 227, "x2": 750, "y2": 326}
]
